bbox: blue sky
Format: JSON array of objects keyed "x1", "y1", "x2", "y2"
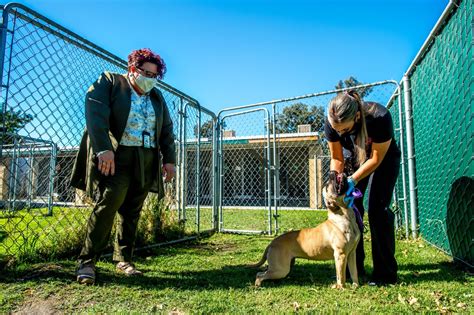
[{"x1": 9, "y1": 0, "x2": 447, "y2": 112}]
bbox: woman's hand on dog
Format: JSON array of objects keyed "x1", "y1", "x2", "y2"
[{"x1": 343, "y1": 177, "x2": 357, "y2": 207}]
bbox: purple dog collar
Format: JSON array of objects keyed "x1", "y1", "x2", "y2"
[{"x1": 351, "y1": 188, "x2": 364, "y2": 231}]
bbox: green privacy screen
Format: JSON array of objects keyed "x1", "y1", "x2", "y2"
[{"x1": 408, "y1": 0, "x2": 472, "y2": 264}]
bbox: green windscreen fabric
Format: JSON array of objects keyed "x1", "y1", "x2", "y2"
[{"x1": 409, "y1": 0, "x2": 473, "y2": 264}]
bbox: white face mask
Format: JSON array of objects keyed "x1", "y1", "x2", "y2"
[{"x1": 132, "y1": 73, "x2": 156, "y2": 93}]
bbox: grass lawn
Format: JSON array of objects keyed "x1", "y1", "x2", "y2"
[
  {"x1": 0, "y1": 210, "x2": 472, "y2": 313},
  {"x1": 0, "y1": 206, "x2": 328, "y2": 260}
]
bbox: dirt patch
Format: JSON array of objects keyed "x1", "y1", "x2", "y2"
[
  {"x1": 13, "y1": 295, "x2": 61, "y2": 315},
  {"x1": 188, "y1": 242, "x2": 238, "y2": 253}
]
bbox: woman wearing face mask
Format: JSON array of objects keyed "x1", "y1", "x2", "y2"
[
  {"x1": 71, "y1": 48, "x2": 176, "y2": 284},
  {"x1": 324, "y1": 90, "x2": 401, "y2": 286}
]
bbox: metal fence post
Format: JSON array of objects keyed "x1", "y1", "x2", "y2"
[
  {"x1": 218, "y1": 120, "x2": 224, "y2": 232},
  {"x1": 8, "y1": 135, "x2": 18, "y2": 210},
  {"x1": 47, "y1": 142, "x2": 57, "y2": 216},
  {"x1": 396, "y1": 86, "x2": 410, "y2": 239},
  {"x1": 314, "y1": 154, "x2": 318, "y2": 208},
  {"x1": 182, "y1": 103, "x2": 189, "y2": 225},
  {"x1": 176, "y1": 98, "x2": 184, "y2": 221},
  {"x1": 195, "y1": 105, "x2": 201, "y2": 234},
  {"x1": 265, "y1": 110, "x2": 272, "y2": 235},
  {"x1": 27, "y1": 142, "x2": 33, "y2": 208},
  {"x1": 402, "y1": 75, "x2": 418, "y2": 238},
  {"x1": 271, "y1": 103, "x2": 279, "y2": 234},
  {"x1": 212, "y1": 117, "x2": 219, "y2": 230}
]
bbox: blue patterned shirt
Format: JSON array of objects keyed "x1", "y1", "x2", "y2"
[{"x1": 120, "y1": 87, "x2": 157, "y2": 148}]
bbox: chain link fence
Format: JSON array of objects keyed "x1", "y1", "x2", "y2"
[
  {"x1": 393, "y1": 0, "x2": 472, "y2": 266},
  {"x1": 0, "y1": 3, "x2": 216, "y2": 261},
  {"x1": 217, "y1": 81, "x2": 401, "y2": 234},
  {"x1": 1, "y1": 1, "x2": 470, "y2": 267}
]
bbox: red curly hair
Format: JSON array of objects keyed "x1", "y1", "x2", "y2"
[{"x1": 128, "y1": 48, "x2": 166, "y2": 80}]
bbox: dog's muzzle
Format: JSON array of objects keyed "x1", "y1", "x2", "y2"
[{"x1": 328, "y1": 171, "x2": 349, "y2": 197}]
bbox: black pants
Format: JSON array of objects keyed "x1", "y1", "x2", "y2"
[
  {"x1": 352, "y1": 154, "x2": 400, "y2": 283},
  {"x1": 78, "y1": 146, "x2": 157, "y2": 264}
]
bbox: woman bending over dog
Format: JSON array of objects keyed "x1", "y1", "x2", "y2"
[{"x1": 324, "y1": 90, "x2": 401, "y2": 285}]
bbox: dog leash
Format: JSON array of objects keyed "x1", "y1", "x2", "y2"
[{"x1": 351, "y1": 188, "x2": 364, "y2": 231}]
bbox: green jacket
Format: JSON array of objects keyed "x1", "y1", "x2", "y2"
[{"x1": 70, "y1": 71, "x2": 176, "y2": 199}]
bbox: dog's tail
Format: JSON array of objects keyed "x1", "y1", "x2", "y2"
[{"x1": 245, "y1": 246, "x2": 269, "y2": 268}]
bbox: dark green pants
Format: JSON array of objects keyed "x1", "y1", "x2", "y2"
[{"x1": 78, "y1": 145, "x2": 157, "y2": 264}]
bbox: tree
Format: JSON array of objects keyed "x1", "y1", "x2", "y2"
[
  {"x1": 0, "y1": 108, "x2": 34, "y2": 144},
  {"x1": 193, "y1": 119, "x2": 228, "y2": 139},
  {"x1": 275, "y1": 102, "x2": 325, "y2": 133},
  {"x1": 194, "y1": 119, "x2": 217, "y2": 139},
  {"x1": 335, "y1": 76, "x2": 373, "y2": 98}
]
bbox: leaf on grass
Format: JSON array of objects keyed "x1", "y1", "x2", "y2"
[
  {"x1": 398, "y1": 294, "x2": 406, "y2": 304},
  {"x1": 431, "y1": 291, "x2": 443, "y2": 306},
  {"x1": 150, "y1": 304, "x2": 164, "y2": 312},
  {"x1": 456, "y1": 302, "x2": 466, "y2": 309},
  {"x1": 24, "y1": 288, "x2": 35, "y2": 296},
  {"x1": 292, "y1": 302, "x2": 300, "y2": 311},
  {"x1": 408, "y1": 296, "x2": 418, "y2": 305},
  {"x1": 169, "y1": 307, "x2": 184, "y2": 315}
]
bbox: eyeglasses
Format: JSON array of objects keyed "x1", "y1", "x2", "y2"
[{"x1": 136, "y1": 66, "x2": 159, "y2": 79}]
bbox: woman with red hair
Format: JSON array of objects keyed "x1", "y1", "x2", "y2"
[{"x1": 71, "y1": 48, "x2": 175, "y2": 284}]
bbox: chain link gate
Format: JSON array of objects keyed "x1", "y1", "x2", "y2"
[
  {"x1": 0, "y1": 3, "x2": 216, "y2": 261},
  {"x1": 217, "y1": 108, "x2": 274, "y2": 234},
  {"x1": 177, "y1": 102, "x2": 217, "y2": 234},
  {"x1": 217, "y1": 81, "x2": 404, "y2": 234}
]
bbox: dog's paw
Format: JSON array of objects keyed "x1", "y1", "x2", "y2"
[{"x1": 352, "y1": 282, "x2": 359, "y2": 289}]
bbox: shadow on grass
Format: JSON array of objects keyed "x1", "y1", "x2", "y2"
[
  {"x1": 0, "y1": 258, "x2": 469, "y2": 290},
  {"x1": 0, "y1": 258, "x2": 337, "y2": 289},
  {"x1": 398, "y1": 261, "x2": 472, "y2": 284},
  {"x1": 0, "y1": 236, "x2": 471, "y2": 289},
  {"x1": 0, "y1": 230, "x2": 7, "y2": 242}
]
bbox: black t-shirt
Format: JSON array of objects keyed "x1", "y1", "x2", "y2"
[{"x1": 324, "y1": 102, "x2": 401, "y2": 167}]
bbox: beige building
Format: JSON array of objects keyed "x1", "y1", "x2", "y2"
[{"x1": 0, "y1": 127, "x2": 329, "y2": 210}]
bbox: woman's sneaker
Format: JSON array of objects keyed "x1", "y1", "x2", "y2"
[{"x1": 76, "y1": 262, "x2": 96, "y2": 285}]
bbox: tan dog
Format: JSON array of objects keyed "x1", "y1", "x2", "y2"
[{"x1": 249, "y1": 171, "x2": 360, "y2": 288}]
